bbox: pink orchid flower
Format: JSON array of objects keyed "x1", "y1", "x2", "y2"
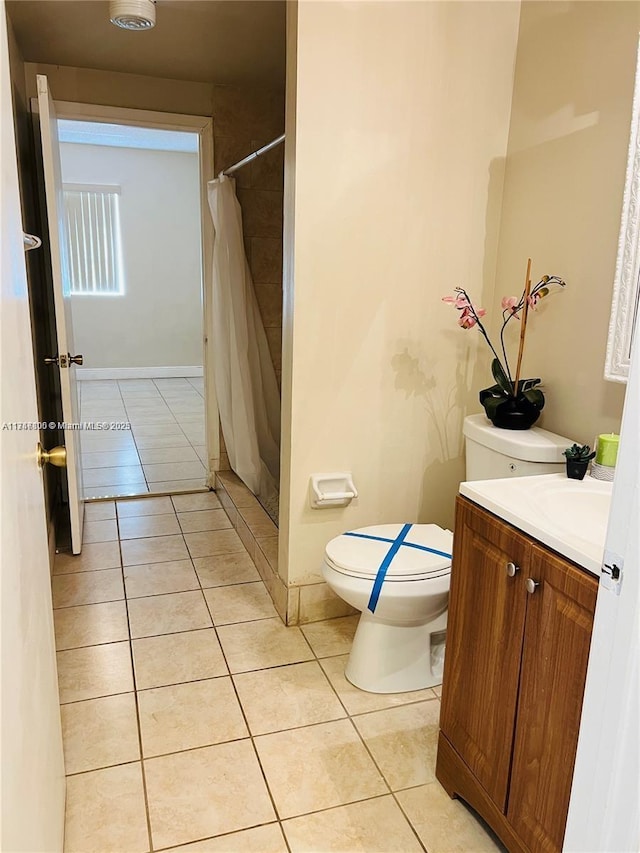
[
  {"x1": 501, "y1": 296, "x2": 520, "y2": 315},
  {"x1": 458, "y1": 306, "x2": 486, "y2": 329},
  {"x1": 442, "y1": 295, "x2": 469, "y2": 309}
]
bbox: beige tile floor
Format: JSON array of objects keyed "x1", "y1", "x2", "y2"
[
  {"x1": 53, "y1": 493, "x2": 503, "y2": 853},
  {"x1": 78, "y1": 378, "x2": 208, "y2": 499}
]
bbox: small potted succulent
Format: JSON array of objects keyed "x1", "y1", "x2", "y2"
[{"x1": 563, "y1": 444, "x2": 596, "y2": 480}]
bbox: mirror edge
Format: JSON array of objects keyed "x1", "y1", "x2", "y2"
[{"x1": 605, "y1": 38, "x2": 640, "y2": 385}]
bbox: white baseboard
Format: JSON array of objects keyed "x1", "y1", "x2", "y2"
[{"x1": 77, "y1": 366, "x2": 204, "y2": 381}]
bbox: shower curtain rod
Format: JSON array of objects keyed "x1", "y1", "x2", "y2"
[{"x1": 221, "y1": 133, "x2": 285, "y2": 176}]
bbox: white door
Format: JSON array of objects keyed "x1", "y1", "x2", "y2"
[
  {"x1": 36, "y1": 74, "x2": 84, "y2": 553},
  {"x1": 0, "y1": 7, "x2": 66, "y2": 850},
  {"x1": 564, "y1": 340, "x2": 640, "y2": 849}
]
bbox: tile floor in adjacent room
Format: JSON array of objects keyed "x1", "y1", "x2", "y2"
[
  {"x1": 78, "y1": 378, "x2": 207, "y2": 499},
  {"x1": 53, "y1": 492, "x2": 502, "y2": 853}
]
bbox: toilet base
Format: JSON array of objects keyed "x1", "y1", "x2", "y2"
[{"x1": 345, "y1": 609, "x2": 448, "y2": 694}]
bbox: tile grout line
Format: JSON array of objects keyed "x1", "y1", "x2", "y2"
[
  {"x1": 195, "y1": 543, "x2": 424, "y2": 845},
  {"x1": 186, "y1": 537, "x2": 294, "y2": 853},
  {"x1": 58, "y1": 683, "x2": 132, "y2": 706},
  {"x1": 276, "y1": 792, "x2": 418, "y2": 833},
  {"x1": 293, "y1": 626, "x2": 399, "y2": 792},
  {"x1": 151, "y1": 821, "x2": 283, "y2": 853},
  {"x1": 127, "y1": 378, "x2": 163, "y2": 497},
  {"x1": 337, "y1": 687, "x2": 433, "y2": 851},
  {"x1": 294, "y1": 619, "x2": 434, "y2": 851},
  {"x1": 80, "y1": 377, "x2": 208, "y2": 500},
  {"x1": 391, "y1": 790, "x2": 430, "y2": 853},
  {"x1": 154, "y1": 378, "x2": 206, "y2": 472},
  {"x1": 116, "y1": 502, "x2": 156, "y2": 853},
  {"x1": 116, "y1": 376, "x2": 148, "y2": 496},
  {"x1": 83, "y1": 378, "x2": 148, "y2": 498}
]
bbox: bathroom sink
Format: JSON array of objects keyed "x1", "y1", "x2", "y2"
[
  {"x1": 459, "y1": 473, "x2": 613, "y2": 575},
  {"x1": 536, "y1": 483, "x2": 611, "y2": 541}
]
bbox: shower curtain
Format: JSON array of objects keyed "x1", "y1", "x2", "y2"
[{"x1": 207, "y1": 175, "x2": 281, "y2": 507}]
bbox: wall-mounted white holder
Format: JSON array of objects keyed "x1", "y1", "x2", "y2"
[{"x1": 309, "y1": 472, "x2": 358, "y2": 509}]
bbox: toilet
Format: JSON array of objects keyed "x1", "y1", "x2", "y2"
[{"x1": 322, "y1": 414, "x2": 574, "y2": 694}]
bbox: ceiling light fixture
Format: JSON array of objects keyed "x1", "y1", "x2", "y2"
[{"x1": 109, "y1": 0, "x2": 156, "y2": 30}]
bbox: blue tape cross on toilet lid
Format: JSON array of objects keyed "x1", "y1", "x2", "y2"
[{"x1": 344, "y1": 524, "x2": 453, "y2": 613}]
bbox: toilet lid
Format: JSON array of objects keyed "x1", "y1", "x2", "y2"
[{"x1": 325, "y1": 523, "x2": 453, "y2": 581}]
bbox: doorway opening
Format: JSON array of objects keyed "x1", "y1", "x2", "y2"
[
  {"x1": 53, "y1": 104, "x2": 217, "y2": 503},
  {"x1": 59, "y1": 119, "x2": 206, "y2": 498}
]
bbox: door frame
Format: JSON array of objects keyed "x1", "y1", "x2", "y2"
[{"x1": 51, "y1": 101, "x2": 219, "y2": 484}]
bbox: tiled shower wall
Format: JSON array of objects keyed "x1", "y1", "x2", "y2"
[{"x1": 212, "y1": 87, "x2": 285, "y2": 472}]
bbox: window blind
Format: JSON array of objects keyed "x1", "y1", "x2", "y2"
[{"x1": 63, "y1": 184, "x2": 123, "y2": 295}]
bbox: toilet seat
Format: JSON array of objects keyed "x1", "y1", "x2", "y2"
[
  {"x1": 324, "y1": 523, "x2": 452, "y2": 582},
  {"x1": 324, "y1": 556, "x2": 448, "y2": 581}
]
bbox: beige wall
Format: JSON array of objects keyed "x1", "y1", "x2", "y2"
[
  {"x1": 492, "y1": 1, "x2": 639, "y2": 445},
  {"x1": 61, "y1": 141, "x2": 202, "y2": 369},
  {"x1": 281, "y1": 1, "x2": 521, "y2": 589}
]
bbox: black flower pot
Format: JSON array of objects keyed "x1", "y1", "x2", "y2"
[
  {"x1": 479, "y1": 385, "x2": 544, "y2": 431},
  {"x1": 566, "y1": 459, "x2": 589, "y2": 480}
]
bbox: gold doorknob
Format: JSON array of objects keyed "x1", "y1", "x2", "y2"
[{"x1": 37, "y1": 443, "x2": 67, "y2": 468}]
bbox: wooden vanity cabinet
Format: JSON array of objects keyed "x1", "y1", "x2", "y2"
[{"x1": 436, "y1": 496, "x2": 598, "y2": 853}]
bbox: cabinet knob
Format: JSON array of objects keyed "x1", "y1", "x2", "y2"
[
  {"x1": 526, "y1": 578, "x2": 540, "y2": 594},
  {"x1": 506, "y1": 561, "x2": 519, "y2": 577}
]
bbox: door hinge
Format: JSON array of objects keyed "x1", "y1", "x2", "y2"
[{"x1": 601, "y1": 549, "x2": 623, "y2": 595}]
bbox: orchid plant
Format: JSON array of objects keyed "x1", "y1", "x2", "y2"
[{"x1": 443, "y1": 272, "x2": 566, "y2": 425}]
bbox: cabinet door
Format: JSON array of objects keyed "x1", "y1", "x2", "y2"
[
  {"x1": 508, "y1": 545, "x2": 598, "y2": 851},
  {"x1": 440, "y1": 497, "x2": 530, "y2": 810}
]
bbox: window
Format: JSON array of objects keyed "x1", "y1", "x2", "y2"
[{"x1": 63, "y1": 184, "x2": 124, "y2": 295}]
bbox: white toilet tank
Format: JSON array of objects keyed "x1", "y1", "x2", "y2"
[{"x1": 464, "y1": 414, "x2": 574, "y2": 481}]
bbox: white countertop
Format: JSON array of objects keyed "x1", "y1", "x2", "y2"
[{"x1": 459, "y1": 473, "x2": 613, "y2": 576}]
